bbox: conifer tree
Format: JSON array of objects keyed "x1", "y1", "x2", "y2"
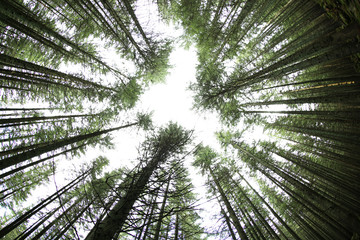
[{"x1": 85, "y1": 123, "x2": 192, "y2": 240}]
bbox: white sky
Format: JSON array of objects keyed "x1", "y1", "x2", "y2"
[{"x1": 139, "y1": 47, "x2": 222, "y2": 146}]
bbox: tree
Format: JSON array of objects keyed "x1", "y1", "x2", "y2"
[
  {"x1": 85, "y1": 122, "x2": 192, "y2": 240},
  {"x1": 194, "y1": 145, "x2": 249, "y2": 240}
]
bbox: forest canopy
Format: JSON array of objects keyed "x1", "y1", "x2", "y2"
[{"x1": 0, "y1": 0, "x2": 360, "y2": 239}]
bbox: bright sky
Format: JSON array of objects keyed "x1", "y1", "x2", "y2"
[
  {"x1": 140, "y1": 47, "x2": 222, "y2": 144},
  {"x1": 95, "y1": 45, "x2": 224, "y2": 165}
]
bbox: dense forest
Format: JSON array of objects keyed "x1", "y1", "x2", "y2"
[{"x1": 0, "y1": 0, "x2": 359, "y2": 239}]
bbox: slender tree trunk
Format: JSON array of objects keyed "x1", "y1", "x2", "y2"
[
  {"x1": 0, "y1": 142, "x2": 87, "y2": 179},
  {"x1": 154, "y1": 178, "x2": 171, "y2": 240},
  {"x1": 85, "y1": 154, "x2": 165, "y2": 239},
  {"x1": 221, "y1": 208, "x2": 237, "y2": 240},
  {"x1": 174, "y1": 212, "x2": 179, "y2": 240},
  {"x1": 0, "y1": 171, "x2": 89, "y2": 238},
  {"x1": 238, "y1": 173, "x2": 301, "y2": 240},
  {"x1": 52, "y1": 200, "x2": 93, "y2": 240},
  {"x1": 209, "y1": 167, "x2": 249, "y2": 240},
  {"x1": 0, "y1": 113, "x2": 96, "y2": 124},
  {"x1": 0, "y1": 122, "x2": 137, "y2": 170},
  {"x1": 30, "y1": 196, "x2": 85, "y2": 240},
  {"x1": 141, "y1": 190, "x2": 159, "y2": 240}
]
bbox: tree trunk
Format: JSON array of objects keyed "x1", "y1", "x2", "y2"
[
  {"x1": 0, "y1": 122, "x2": 137, "y2": 170},
  {"x1": 85, "y1": 155, "x2": 164, "y2": 239},
  {"x1": 0, "y1": 170, "x2": 89, "y2": 238},
  {"x1": 154, "y1": 178, "x2": 171, "y2": 240},
  {"x1": 222, "y1": 208, "x2": 237, "y2": 240},
  {"x1": 209, "y1": 167, "x2": 249, "y2": 240}
]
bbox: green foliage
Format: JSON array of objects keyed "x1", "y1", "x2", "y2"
[
  {"x1": 136, "y1": 112, "x2": 153, "y2": 130},
  {"x1": 193, "y1": 144, "x2": 217, "y2": 171},
  {"x1": 315, "y1": 0, "x2": 360, "y2": 25}
]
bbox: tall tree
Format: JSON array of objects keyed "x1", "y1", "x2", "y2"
[
  {"x1": 85, "y1": 122, "x2": 192, "y2": 240},
  {"x1": 194, "y1": 145, "x2": 249, "y2": 240}
]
